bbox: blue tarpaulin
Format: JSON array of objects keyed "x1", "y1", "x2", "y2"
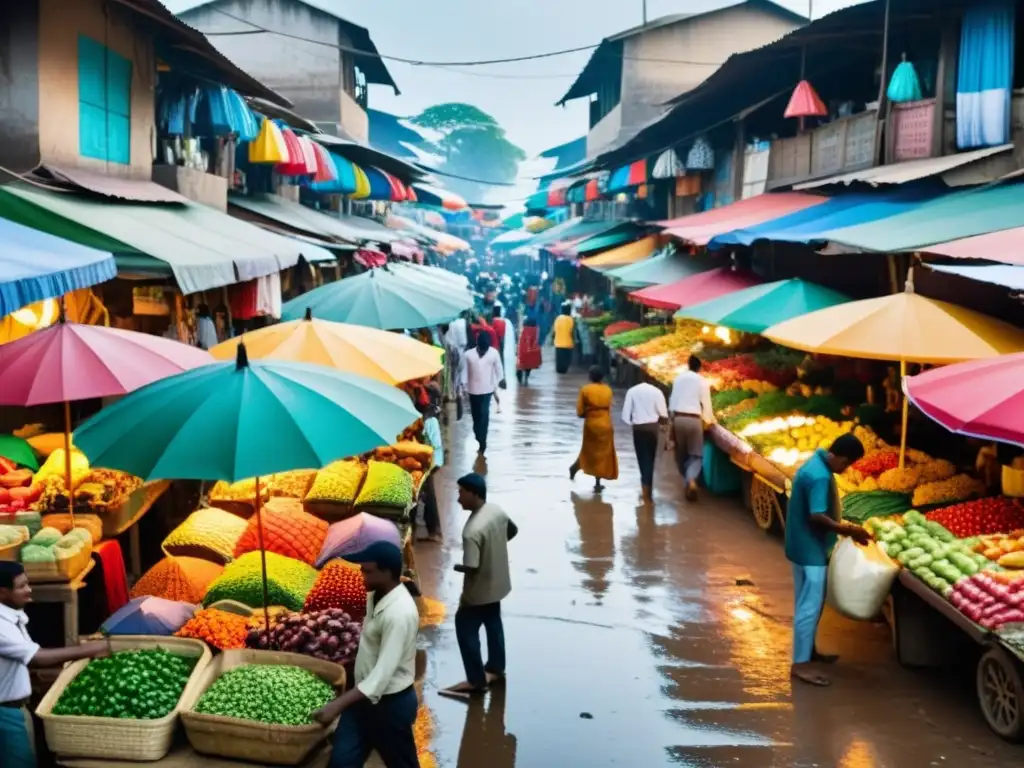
[
  {"x1": 0, "y1": 215, "x2": 116, "y2": 316},
  {"x1": 708, "y1": 187, "x2": 943, "y2": 250}
]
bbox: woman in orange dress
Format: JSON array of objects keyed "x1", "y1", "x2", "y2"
[{"x1": 570, "y1": 366, "x2": 619, "y2": 492}]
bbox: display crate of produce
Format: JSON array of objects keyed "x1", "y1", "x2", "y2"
[
  {"x1": 180, "y1": 649, "x2": 346, "y2": 766},
  {"x1": 101, "y1": 479, "x2": 172, "y2": 538},
  {"x1": 36, "y1": 635, "x2": 212, "y2": 761},
  {"x1": 0, "y1": 525, "x2": 29, "y2": 561},
  {"x1": 23, "y1": 542, "x2": 93, "y2": 583}
]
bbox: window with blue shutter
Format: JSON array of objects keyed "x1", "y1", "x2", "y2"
[{"x1": 78, "y1": 34, "x2": 132, "y2": 164}]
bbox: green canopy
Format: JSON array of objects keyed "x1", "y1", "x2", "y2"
[
  {"x1": 825, "y1": 183, "x2": 1024, "y2": 253},
  {"x1": 675, "y1": 278, "x2": 852, "y2": 334},
  {"x1": 571, "y1": 226, "x2": 643, "y2": 256},
  {"x1": 605, "y1": 247, "x2": 716, "y2": 288}
]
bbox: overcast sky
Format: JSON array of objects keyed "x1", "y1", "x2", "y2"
[{"x1": 170, "y1": 0, "x2": 868, "y2": 207}]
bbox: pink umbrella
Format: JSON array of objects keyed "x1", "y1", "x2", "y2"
[
  {"x1": 0, "y1": 321, "x2": 212, "y2": 494},
  {"x1": 904, "y1": 353, "x2": 1024, "y2": 447}
]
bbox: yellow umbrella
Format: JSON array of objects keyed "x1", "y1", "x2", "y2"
[
  {"x1": 763, "y1": 271, "x2": 1024, "y2": 466},
  {"x1": 582, "y1": 236, "x2": 659, "y2": 268},
  {"x1": 210, "y1": 309, "x2": 443, "y2": 385}
]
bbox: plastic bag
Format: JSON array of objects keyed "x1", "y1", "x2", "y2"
[{"x1": 827, "y1": 538, "x2": 899, "y2": 621}]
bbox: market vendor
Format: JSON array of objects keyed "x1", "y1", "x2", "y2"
[
  {"x1": 0, "y1": 561, "x2": 109, "y2": 768},
  {"x1": 786, "y1": 435, "x2": 872, "y2": 688}
]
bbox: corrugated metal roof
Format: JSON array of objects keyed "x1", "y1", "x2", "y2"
[
  {"x1": 663, "y1": 192, "x2": 826, "y2": 246},
  {"x1": 794, "y1": 145, "x2": 1013, "y2": 190},
  {"x1": 36, "y1": 165, "x2": 189, "y2": 204}
]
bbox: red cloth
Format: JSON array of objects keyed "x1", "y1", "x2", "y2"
[
  {"x1": 93, "y1": 539, "x2": 129, "y2": 617},
  {"x1": 517, "y1": 326, "x2": 542, "y2": 371},
  {"x1": 229, "y1": 279, "x2": 259, "y2": 320},
  {"x1": 492, "y1": 317, "x2": 508, "y2": 348},
  {"x1": 470, "y1": 323, "x2": 499, "y2": 351}
]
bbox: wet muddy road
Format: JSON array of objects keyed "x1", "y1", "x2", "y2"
[{"x1": 411, "y1": 362, "x2": 1021, "y2": 768}]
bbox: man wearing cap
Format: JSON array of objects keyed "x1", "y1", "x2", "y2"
[
  {"x1": 441, "y1": 473, "x2": 518, "y2": 700},
  {"x1": 0, "y1": 562, "x2": 109, "y2": 767},
  {"x1": 316, "y1": 542, "x2": 420, "y2": 767}
]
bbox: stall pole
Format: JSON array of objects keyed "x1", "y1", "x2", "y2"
[
  {"x1": 899, "y1": 359, "x2": 909, "y2": 469},
  {"x1": 253, "y1": 475, "x2": 273, "y2": 637},
  {"x1": 62, "y1": 400, "x2": 76, "y2": 524}
]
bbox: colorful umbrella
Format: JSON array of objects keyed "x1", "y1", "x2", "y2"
[
  {"x1": 351, "y1": 165, "x2": 371, "y2": 199},
  {"x1": 413, "y1": 185, "x2": 468, "y2": 211},
  {"x1": 0, "y1": 320, "x2": 212, "y2": 493},
  {"x1": 100, "y1": 596, "x2": 197, "y2": 636},
  {"x1": 275, "y1": 124, "x2": 306, "y2": 176},
  {"x1": 315, "y1": 512, "x2": 402, "y2": 568},
  {"x1": 676, "y1": 278, "x2": 852, "y2": 334},
  {"x1": 764, "y1": 270, "x2": 1024, "y2": 464},
  {"x1": 280, "y1": 267, "x2": 471, "y2": 329},
  {"x1": 630, "y1": 268, "x2": 761, "y2": 311},
  {"x1": 210, "y1": 309, "x2": 443, "y2": 385},
  {"x1": 0, "y1": 435, "x2": 39, "y2": 471},
  {"x1": 904, "y1": 353, "x2": 1024, "y2": 447},
  {"x1": 309, "y1": 142, "x2": 337, "y2": 183},
  {"x1": 784, "y1": 80, "x2": 828, "y2": 119}
]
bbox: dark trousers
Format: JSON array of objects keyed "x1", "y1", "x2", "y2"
[
  {"x1": 555, "y1": 347, "x2": 572, "y2": 374},
  {"x1": 632, "y1": 423, "x2": 659, "y2": 489},
  {"x1": 468, "y1": 393, "x2": 492, "y2": 451},
  {"x1": 455, "y1": 601, "x2": 506, "y2": 689},
  {"x1": 330, "y1": 686, "x2": 418, "y2": 768},
  {"x1": 420, "y1": 473, "x2": 440, "y2": 536}
]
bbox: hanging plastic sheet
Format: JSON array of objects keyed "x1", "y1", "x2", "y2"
[
  {"x1": 310, "y1": 142, "x2": 337, "y2": 183},
  {"x1": 686, "y1": 136, "x2": 715, "y2": 170},
  {"x1": 887, "y1": 56, "x2": 923, "y2": 103},
  {"x1": 351, "y1": 165, "x2": 372, "y2": 199},
  {"x1": 652, "y1": 149, "x2": 684, "y2": 179},
  {"x1": 275, "y1": 122, "x2": 308, "y2": 175},
  {"x1": 248, "y1": 117, "x2": 287, "y2": 163},
  {"x1": 957, "y1": 0, "x2": 1015, "y2": 149}
]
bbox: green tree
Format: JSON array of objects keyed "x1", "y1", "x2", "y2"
[{"x1": 410, "y1": 103, "x2": 525, "y2": 204}]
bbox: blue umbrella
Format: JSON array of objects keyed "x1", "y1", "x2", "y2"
[{"x1": 100, "y1": 596, "x2": 197, "y2": 636}]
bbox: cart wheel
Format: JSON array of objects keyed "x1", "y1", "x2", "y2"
[
  {"x1": 978, "y1": 648, "x2": 1024, "y2": 741},
  {"x1": 750, "y1": 476, "x2": 781, "y2": 533}
]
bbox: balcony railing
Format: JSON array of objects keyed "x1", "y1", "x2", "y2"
[{"x1": 766, "y1": 110, "x2": 879, "y2": 189}]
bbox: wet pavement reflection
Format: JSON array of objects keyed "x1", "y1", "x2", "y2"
[{"x1": 410, "y1": 362, "x2": 1022, "y2": 767}]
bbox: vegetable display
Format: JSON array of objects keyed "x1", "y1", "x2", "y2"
[
  {"x1": 925, "y1": 498, "x2": 1024, "y2": 538},
  {"x1": 949, "y1": 572, "x2": 1024, "y2": 629},
  {"x1": 203, "y1": 552, "x2": 317, "y2": 612},
  {"x1": 304, "y1": 559, "x2": 367, "y2": 620},
  {"x1": 193, "y1": 664, "x2": 334, "y2": 726},
  {"x1": 605, "y1": 326, "x2": 666, "y2": 350},
  {"x1": 21, "y1": 527, "x2": 91, "y2": 564},
  {"x1": 304, "y1": 461, "x2": 366, "y2": 505},
  {"x1": 911, "y1": 474, "x2": 985, "y2": 507},
  {"x1": 0, "y1": 525, "x2": 28, "y2": 547},
  {"x1": 209, "y1": 478, "x2": 269, "y2": 505},
  {"x1": 131, "y1": 557, "x2": 225, "y2": 604},
  {"x1": 354, "y1": 462, "x2": 414, "y2": 510},
  {"x1": 176, "y1": 608, "x2": 251, "y2": 650},
  {"x1": 232, "y1": 498, "x2": 328, "y2": 566},
  {"x1": 268, "y1": 471, "x2": 317, "y2": 499},
  {"x1": 52, "y1": 649, "x2": 196, "y2": 719},
  {"x1": 841, "y1": 491, "x2": 911, "y2": 524},
  {"x1": 162, "y1": 507, "x2": 248, "y2": 565},
  {"x1": 245, "y1": 607, "x2": 361, "y2": 665}
]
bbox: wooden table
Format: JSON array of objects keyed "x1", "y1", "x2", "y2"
[{"x1": 30, "y1": 559, "x2": 95, "y2": 646}]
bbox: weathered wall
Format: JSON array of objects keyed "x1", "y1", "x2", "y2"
[
  {"x1": 181, "y1": 0, "x2": 359, "y2": 131},
  {"x1": 36, "y1": 0, "x2": 156, "y2": 178},
  {"x1": 619, "y1": 5, "x2": 799, "y2": 140},
  {"x1": 586, "y1": 103, "x2": 622, "y2": 158},
  {"x1": 0, "y1": 1, "x2": 42, "y2": 173}
]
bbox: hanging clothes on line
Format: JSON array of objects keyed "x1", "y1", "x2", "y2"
[{"x1": 957, "y1": 0, "x2": 1015, "y2": 149}]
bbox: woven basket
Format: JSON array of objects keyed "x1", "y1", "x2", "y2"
[
  {"x1": 181, "y1": 649, "x2": 346, "y2": 766},
  {"x1": 23, "y1": 544, "x2": 92, "y2": 583},
  {"x1": 36, "y1": 635, "x2": 212, "y2": 761},
  {"x1": 0, "y1": 526, "x2": 28, "y2": 562}
]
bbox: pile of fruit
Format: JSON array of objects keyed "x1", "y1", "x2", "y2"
[
  {"x1": 131, "y1": 556, "x2": 225, "y2": 604},
  {"x1": 369, "y1": 443, "x2": 432, "y2": 489},
  {"x1": 30, "y1": 451, "x2": 142, "y2": 514},
  {"x1": 0, "y1": 467, "x2": 40, "y2": 514},
  {"x1": 623, "y1": 328, "x2": 701, "y2": 360},
  {"x1": 245, "y1": 607, "x2": 361, "y2": 665},
  {"x1": 705, "y1": 353, "x2": 799, "y2": 390},
  {"x1": 605, "y1": 326, "x2": 666, "y2": 350},
  {"x1": 949, "y1": 572, "x2": 1024, "y2": 629},
  {"x1": 971, "y1": 532, "x2": 1024, "y2": 567},
  {"x1": 193, "y1": 664, "x2": 334, "y2": 726},
  {"x1": 719, "y1": 391, "x2": 811, "y2": 431},
  {"x1": 304, "y1": 461, "x2": 367, "y2": 507},
  {"x1": 0, "y1": 524, "x2": 28, "y2": 550},
  {"x1": 869, "y1": 511, "x2": 993, "y2": 597},
  {"x1": 162, "y1": 507, "x2": 248, "y2": 565},
  {"x1": 304, "y1": 559, "x2": 367, "y2": 620},
  {"x1": 20, "y1": 526, "x2": 91, "y2": 565},
  {"x1": 176, "y1": 608, "x2": 250, "y2": 650},
  {"x1": 209, "y1": 478, "x2": 269, "y2": 506},
  {"x1": 925, "y1": 498, "x2": 1024, "y2": 538},
  {"x1": 203, "y1": 552, "x2": 318, "y2": 612},
  {"x1": 354, "y1": 461, "x2": 415, "y2": 510},
  {"x1": 52, "y1": 648, "x2": 196, "y2": 719},
  {"x1": 267, "y1": 471, "x2": 317, "y2": 499},
  {"x1": 232, "y1": 499, "x2": 328, "y2": 567},
  {"x1": 839, "y1": 447, "x2": 963, "y2": 496},
  {"x1": 737, "y1": 414, "x2": 855, "y2": 468}
]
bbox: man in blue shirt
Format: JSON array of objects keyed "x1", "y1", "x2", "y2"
[{"x1": 786, "y1": 434, "x2": 872, "y2": 687}]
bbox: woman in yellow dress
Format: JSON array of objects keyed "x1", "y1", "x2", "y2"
[{"x1": 570, "y1": 367, "x2": 619, "y2": 492}]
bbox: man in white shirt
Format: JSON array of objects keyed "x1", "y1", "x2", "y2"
[
  {"x1": 621, "y1": 381, "x2": 669, "y2": 503},
  {"x1": 317, "y1": 543, "x2": 419, "y2": 768},
  {"x1": 668, "y1": 355, "x2": 716, "y2": 502},
  {"x1": 445, "y1": 311, "x2": 470, "y2": 352},
  {"x1": 0, "y1": 562, "x2": 109, "y2": 768},
  {"x1": 461, "y1": 334, "x2": 504, "y2": 456},
  {"x1": 441, "y1": 473, "x2": 518, "y2": 700}
]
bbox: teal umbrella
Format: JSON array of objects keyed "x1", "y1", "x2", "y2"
[
  {"x1": 73, "y1": 344, "x2": 419, "y2": 482},
  {"x1": 675, "y1": 278, "x2": 852, "y2": 334},
  {"x1": 0, "y1": 435, "x2": 39, "y2": 471},
  {"x1": 605, "y1": 248, "x2": 716, "y2": 289},
  {"x1": 281, "y1": 267, "x2": 471, "y2": 329}
]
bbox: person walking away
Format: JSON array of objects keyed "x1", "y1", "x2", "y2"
[
  {"x1": 669, "y1": 355, "x2": 715, "y2": 502},
  {"x1": 317, "y1": 542, "x2": 420, "y2": 767},
  {"x1": 461, "y1": 334, "x2": 503, "y2": 456},
  {"x1": 515, "y1": 317, "x2": 542, "y2": 385},
  {"x1": 570, "y1": 367, "x2": 619, "y2": 493},
  {"x1": 417, "y1": 396, "x2": 445, "y2": 543},
  {"x1": 553, "y1": 304, "x2": 575, "y2": 374},
  {"x1": 786, "y1": 434, "x2": 872, "y2": 688},
  {"x1": 491, "y1": 306, "x2": 512, "y2": 390},
  {"x1": 621, "y1": 379, "x2": 668, "y2": 503},
  {"x1": 441, "y1": 473, "x2": 517, "y2": 700},
  {"x1": 0, "y1": 562, "x2": 110, "y2": 768}
]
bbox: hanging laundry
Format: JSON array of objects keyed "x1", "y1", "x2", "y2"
[
  {"x1": 887, "y1": 54, "x2": 923, "y2": 103},
  {"x1": 957, "y1": 0, "x2": 1015, "y2": 148}
]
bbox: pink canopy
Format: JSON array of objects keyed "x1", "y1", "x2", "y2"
[
  {"x1": 0, "y1": 322, "x2": 212, "y2": 407},
  {"x1": 924, "y1": 227, "x2": 1024, "y2": 265},
  {"x1": 904, "y1": 353, "x2": 1024, "y2": 447},
  {"x1": 630, "y1": 268, "x2": 762, "y2": 311},
  {"x1": 661, "y1": 193, "x2": 826, "y2": 246}
]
